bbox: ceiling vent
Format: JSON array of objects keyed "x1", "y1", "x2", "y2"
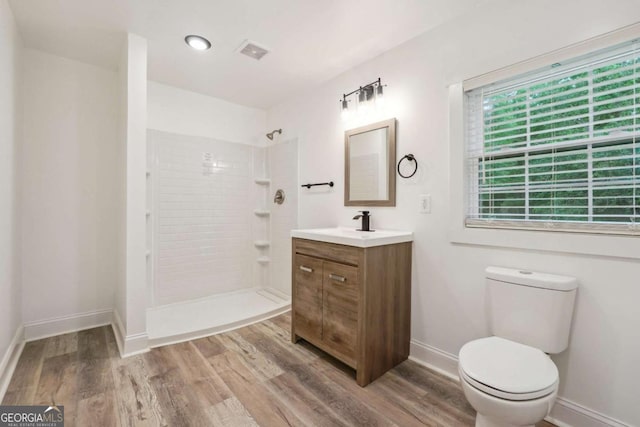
[{"x1": 237, "y1": 40, "x2": 269, "y2": 60}]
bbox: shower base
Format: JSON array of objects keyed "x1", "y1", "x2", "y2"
[{"x1": 146, "y1": 287, "x2": 290, "y2": 348}]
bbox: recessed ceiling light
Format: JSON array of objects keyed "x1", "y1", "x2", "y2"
[{"x1": 185, "y1": 35, "x2": 211, "y2": 51}]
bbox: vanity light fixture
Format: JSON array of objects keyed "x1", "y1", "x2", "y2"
[
  {"x1": 340, "y1": 78, "x2": 386, "y2": 119},
  {"x1": 376, "y1": 84, "x2": 384, "y2": 105},
  {"x1": 341, "y1": 98, "x2": 350, "y2": 120},
  {"x1": 185, "y1": 35, "x2": 211, "y2": 51}
]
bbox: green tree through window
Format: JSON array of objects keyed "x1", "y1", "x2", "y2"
[{"x1": 467, "y1": 43, "x2": 639, "y2": 229}]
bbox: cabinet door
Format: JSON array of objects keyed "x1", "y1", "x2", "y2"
[
  {"x1": 293, "y1": 254, "x2": 323, "y2": 341},
  {"x1": 322, "y1": 260, "x2": 359, "y2": 366}
]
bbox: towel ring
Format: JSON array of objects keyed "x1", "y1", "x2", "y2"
[{"x1": 397, "y1": 154, "x2": 418, "y2": 178}]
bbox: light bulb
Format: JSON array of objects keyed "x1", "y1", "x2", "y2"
[
  {"x1": 359, "y1": 99, "x2": 371, "y2": 115},
  {"x1": 375, "y1": 85, "x2": 384, "y2": 108},
  {"x1": 340, "y1": 99, "x2": 350, "y2": 121},
  {"x1": 185, "y1": 35, "x2": 211, "y2": 51}
]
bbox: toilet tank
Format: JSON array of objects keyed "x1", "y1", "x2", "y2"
[{"x1": 486, "y1": 266, "x2": 578, "y2": 354}]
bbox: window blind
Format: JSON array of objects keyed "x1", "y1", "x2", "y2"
[{"x1": 465, "y1": 40, "x2": 639, "y2": 235}]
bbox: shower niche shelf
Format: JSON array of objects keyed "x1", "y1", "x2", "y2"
[
  {"x1": 254, "y1": 240, "x2": 270, "y2": 248},
  {"x1": 257, "y1": 256, "x2": 270, "y2": 264},
  {"x1": 254, "y1": 209, "x2": 271, "y2": 217},
  {"x1": 254, "y1": 178, "x2": 271, "y2": 185}
]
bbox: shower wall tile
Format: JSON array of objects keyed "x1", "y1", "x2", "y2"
[
  {"x1": 149, "y1": 130, "x2": 255, "y2": 306},
  {"x1": 268, "y1": 139, "x2": 298, "y2": 295},
  {"x1": 252, "y1": 146, "x2": 267, "y2": 178}
]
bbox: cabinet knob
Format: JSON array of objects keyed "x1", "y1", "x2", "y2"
[
  {"x1": 329, "y1": 273, "x2": 346, "y2": 282},
  {"x1": 299, "y1": 265, "x2": 313, "y2": 273}
]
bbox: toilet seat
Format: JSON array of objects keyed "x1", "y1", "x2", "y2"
[{"x1": 459, "y1": 336, "x2": 559, "y2": 401}]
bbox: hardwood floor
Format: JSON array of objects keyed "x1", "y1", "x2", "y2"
[{"x1": 3, "y1": 313, "x2": 556, "y2": 427}]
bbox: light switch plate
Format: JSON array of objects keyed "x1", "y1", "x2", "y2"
[{"x1": 419, "y1": 194, "x2": 431, "y2": 213}]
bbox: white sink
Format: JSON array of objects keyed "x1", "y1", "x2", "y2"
[{"x1": 291, "y1": 227, "x2": 413, "y2": 248}]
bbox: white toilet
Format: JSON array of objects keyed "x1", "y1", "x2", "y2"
[{"x1": 458, "y1": 266, "x2": 578, "y2": 427}]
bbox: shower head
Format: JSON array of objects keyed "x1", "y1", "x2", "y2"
[{"x1": 266, "y1": 129, "x2": 282, "y2": 140}]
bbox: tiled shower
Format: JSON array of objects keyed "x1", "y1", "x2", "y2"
[{"x1": 145, "y1": 129, "x2": 296, "y2": 344}]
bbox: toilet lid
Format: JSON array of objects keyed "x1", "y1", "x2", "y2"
[{"x1": 459, "y1": 337, "x2": 558, "y2": 400}]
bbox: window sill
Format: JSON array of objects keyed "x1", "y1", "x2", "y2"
[{"x1": 448, "y1": 225, "x2": 639, "y2": 260}]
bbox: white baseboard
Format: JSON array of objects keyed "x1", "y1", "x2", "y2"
[
  {"x1": 546, "y1": 397, "x2": 632, "y2": 427},
  {"x1": 0, "y1": 325, "x2": 25, "y2": 403},
  {"x1": 409, "y1": 339, "x2": 460, "y2": 381},
  {"x1": 112, "y1": 309, "x2": 149, "y2": 358},
  {"x1": 23, "y1": 309, "x2": 113, "y2": 341},
  {"x1": 409, "y1": 339, "x2": 631, "y2": 427}
]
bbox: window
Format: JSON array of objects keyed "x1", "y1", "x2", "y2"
[{"x1": 465, "y1": 41, "x2": 639, "y2": 234}]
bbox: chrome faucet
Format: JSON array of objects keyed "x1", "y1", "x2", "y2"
[{"x1": 353, "y1": 210, "x2": 373, "y2": 232}]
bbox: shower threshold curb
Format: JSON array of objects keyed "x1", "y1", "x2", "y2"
[{"x1": 147, "y1": 304, "x2": 290, "y2": 348}]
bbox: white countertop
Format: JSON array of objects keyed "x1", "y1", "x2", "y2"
[{"x1": 291, "y1": 227, "x2": 413, "y2": 248}]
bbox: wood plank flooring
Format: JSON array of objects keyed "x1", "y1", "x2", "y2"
[{"x1": 3, "y1": 312, "x2": 556, "y2": 427}]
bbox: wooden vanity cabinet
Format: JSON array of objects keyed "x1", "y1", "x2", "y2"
[{"x1": 291, "y1": 237, "x2": 412, "y2": 386}]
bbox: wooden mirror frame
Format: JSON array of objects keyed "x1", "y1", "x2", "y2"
[{"x1": 344, "y1": 118, "x2": 396, "y2": 207}]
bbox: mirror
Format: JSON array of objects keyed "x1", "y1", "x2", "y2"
[{"x1": 345, "y1": 118, "x2": 396, "y2": 206}]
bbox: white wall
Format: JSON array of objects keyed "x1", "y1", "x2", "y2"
[
  {"x1": 124, "y1": 33, "x2": 148, "y2": 344},
  {"x1": 147, "y1": 81, "x2": 266, "y2": 145},
  {"x1": 0, "y1": 0, "x2": 22, "y2": 370},
  {"x1": 114, "y1": 33, "x2": 149, "y2": 356},
  {"x1": 267, "y1": 1, "x2": 640, "y2": 425},
  {"x1": 114, "y1": 30, "x2": 128, "y2": 335},
  {"x1": 20, "y1": 49, "x2": 119, "y2": 325}
]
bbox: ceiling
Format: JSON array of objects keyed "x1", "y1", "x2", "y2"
[{"x1": 9, "y1": 0, "x2": 481, "y2": 108}]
